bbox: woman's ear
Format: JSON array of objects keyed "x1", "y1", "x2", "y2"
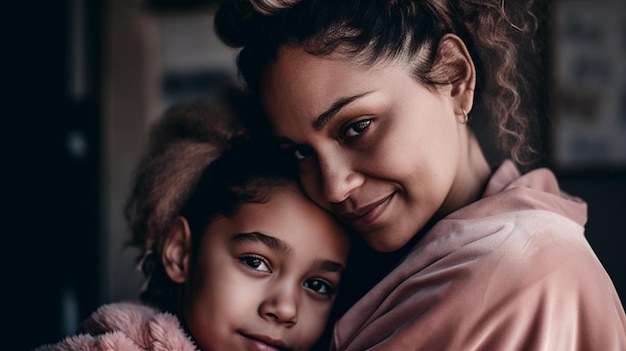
[
  {"x1": 162, "y1": 217, "x2": 192, "y2": 284},
  {"x1": 431, "y1": 33, "x2": 476, "y2": 115}
]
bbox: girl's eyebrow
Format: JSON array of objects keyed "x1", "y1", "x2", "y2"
[
  {"x1": 313, "y1": 91, "x2": 373, "y2": 131},
  {"x1": 315, "y1": 259, "x2": 345, "y2": 273},
  {"x1": 232, "y1": 232, "x2": 345, "y2": 272},
  {"x1": 231, "y1": 232, "x2": 292, "y2": 254}
]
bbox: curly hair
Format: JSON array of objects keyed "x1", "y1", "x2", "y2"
[
  {"x1": 215, "y1": 0, "x2": 543, "y2": 165},
  {"x1": 123, "y1": 85, "x2": 298, "y2": 312}
]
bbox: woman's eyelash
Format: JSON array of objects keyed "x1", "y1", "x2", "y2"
[
  {"x1": 279, "y1": 143, "x2": 313, "y2": 161},
  {"x1": 343, "y1": 119, "x2": 372, "y2": 138},
  {"x1": 283, "y1": 118, "x2": 373, "y2": 161},
  {"x1": 293, "y1": 145, "x2": 315, "y2": 160}
]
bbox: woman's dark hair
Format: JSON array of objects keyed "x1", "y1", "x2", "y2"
[
  {"x1": 215, "y1": 0, "x2": 543, "y2": 165},
  {"x1": 124, "y1": 85, "x2": 297, "y2": 312}
]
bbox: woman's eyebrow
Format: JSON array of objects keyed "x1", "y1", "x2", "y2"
[
  {"x1": 231, "y1": 232, "x2": 292, "y2": 254},
  {"x1": 313, "y1": 91, "x2": 373, "y2": 131},
  {"x1": 275, "y1": 136, "x2": 294, "y2": 145}
]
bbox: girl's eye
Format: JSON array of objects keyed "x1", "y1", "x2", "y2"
[
  {"x1": 343, "y1": 119, "x2": 371, "y2": 138},
  {"x1": 304, "y1": 279, "x2": 335, "y2": 296},
  {"x1": 240, "y1": 255, "x2": 271, "y2": 273},
  {"x1": 293, "y1": 145, "x2": 315, "y2": 160}
]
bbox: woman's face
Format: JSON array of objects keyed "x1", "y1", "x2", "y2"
[
  {"x1": 260, "y1": 47, "x2": 471, "y2": 252},
  {"x1": 182, "y1": 186, "x2": 350, "y2": 351}
]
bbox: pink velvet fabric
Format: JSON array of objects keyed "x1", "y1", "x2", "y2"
[
  {"x1": 333, "y1": 161, "x2": 626, "y2": 350},
  {"x1": 34, "y1": 302, "x2": 198, "y2": 351}
]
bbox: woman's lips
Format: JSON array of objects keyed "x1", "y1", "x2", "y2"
[{"x1": 342, "y1": 193, "x2": 394, "y2": 228}]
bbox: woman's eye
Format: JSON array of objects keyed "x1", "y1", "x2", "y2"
[
  {"x1": 304, "y1": 279, "x2": 335, "y2": 296},
  {"x1": 293, "y1": 145, "x2": 315, "y2": 160},
  {"x1": 344, "y1": 119, "x2": 371, "y2": 138},
  {"x1": 240, "y1": 256, "x2": 271, "y2": 273}
]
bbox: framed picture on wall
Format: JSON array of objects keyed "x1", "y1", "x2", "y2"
[{"x1": 552, "y1": 0, "x2": 626, "y2": 169}]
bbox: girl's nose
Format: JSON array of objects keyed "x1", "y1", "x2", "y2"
[{"x1": 259, "y1": 285, "x2": 298, "y2": 327}]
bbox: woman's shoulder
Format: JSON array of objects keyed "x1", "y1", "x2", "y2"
[
  {"x1": 335, "y1": 208, "x2": 626, "y2": 350},
  {"x1": 451, "y1": 160, "x2": 587, "y2": 227}
]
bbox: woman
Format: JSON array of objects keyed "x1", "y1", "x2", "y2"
[{"x1": 215, "y1": 1, "x2": 626, "y2": 349}]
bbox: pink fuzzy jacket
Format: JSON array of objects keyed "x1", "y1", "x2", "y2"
[{"x1": 34, "y1": 302, "x2": 199, "y2": 351}]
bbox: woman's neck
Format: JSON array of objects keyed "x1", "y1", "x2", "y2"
[{"x1": 438, "y1": 130, "x2": 492, "y2": 219}]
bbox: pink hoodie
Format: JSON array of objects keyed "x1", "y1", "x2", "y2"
[
  {"x1": 34, "y1": 302, "x2": 198, "y2": 351},
  {"x1": 333, "y1": 161, "x2": 626, "y2": 350}
]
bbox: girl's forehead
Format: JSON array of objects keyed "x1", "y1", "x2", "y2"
[
  {"x1": 238, "y1": 187, "x2": 345, "y2": 232},
  {"x1": 209, "y1": 187, "x2": 349, "y2": 262},
  {"x1": 209, "y1": 187, "x2": 311, "y2": 224}
]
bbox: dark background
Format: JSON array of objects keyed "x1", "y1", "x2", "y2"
[
  {"x1": 2, "y1": 1, "x2": 625, "y2": 350},
  {"x1": 2, "y1": 1, "x2": 104, "y2": 348}
]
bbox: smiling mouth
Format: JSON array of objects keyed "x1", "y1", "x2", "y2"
[
  {"x1": 239, "y1": 332, "x2": 291, "y2": 351},
  {"x1": 341, "y1": 193, "x2": 395, "y2": 228}
]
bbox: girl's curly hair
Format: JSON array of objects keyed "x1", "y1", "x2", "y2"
[
  {"x1": 215, "y1": 0, "x2": 544, "y2": 165},
  {"x1": 124, "y1": 84, "x2": 301, "y2": 312},
  {"x1": 124, "y1": 86, "x2": 248, "y2": 311}
]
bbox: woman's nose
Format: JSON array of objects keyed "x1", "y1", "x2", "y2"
[
  {"x1": 318, "y1": 151, "x2": 364, "y2": 203},
  {"x1": 259, "y1": 285, "x2": 298, "y2": 326}
]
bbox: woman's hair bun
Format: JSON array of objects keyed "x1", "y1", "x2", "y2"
[
  {"x1": 249, "y1": 0, "x2": 300, "y2": 15},
  {"x1": 214, "y1": 0, "x2": 300, "y2": 47},
  {"x1": 214, "y1": 1, "x2": 254, "y2": 48}
]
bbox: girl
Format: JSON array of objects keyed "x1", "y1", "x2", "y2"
[
  {"x1": 36, "y1": 88, "x2": 351, "y2": 351},
  {"x1": 215, "y1": 1, "x2": 626, "y2": 349}
]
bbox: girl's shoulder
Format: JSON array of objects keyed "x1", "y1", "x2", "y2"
[{"x1": 34, "y1": 301, "x2": 199, "y2": 351}]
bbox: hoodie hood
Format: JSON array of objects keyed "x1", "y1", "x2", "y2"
[{"x1": 459, "y1": 160, "x2": 587, "y2": 226}]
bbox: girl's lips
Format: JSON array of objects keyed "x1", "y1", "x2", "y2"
[
  {"x1": 240, "y1": 332, "x2": 290, "y2": 351},
  {"x1": 343, "y1": 193, "x2": 394, "y2": 228}
]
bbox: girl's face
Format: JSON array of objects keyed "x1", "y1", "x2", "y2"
[
  {"x1": 260, "y1": 46, "x2": 474, "y2": 252},
  {"x1": 182, "y1": 186, "x2": 350, "y2": 351}
]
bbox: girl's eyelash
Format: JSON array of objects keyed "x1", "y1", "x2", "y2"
[
  {"x1": 304, "y1": 278, "x2": 336, "y2": 297},
  {"x1": 239, "y1": 255, "x2": 272, "y2": 273}
]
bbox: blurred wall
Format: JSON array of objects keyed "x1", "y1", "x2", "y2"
[
  {"x1": 100, "y1": 0, "x2": 161, "y2": 306},
  {"x1": 101, "y1": 0, "x2": 238, "y2": 306},
  {"x1": 548, "y1": 0, "x2": 626, "y2": 318},
  {"x1": 2, "y1": 0, "x2": 624, "y2": 349}
]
